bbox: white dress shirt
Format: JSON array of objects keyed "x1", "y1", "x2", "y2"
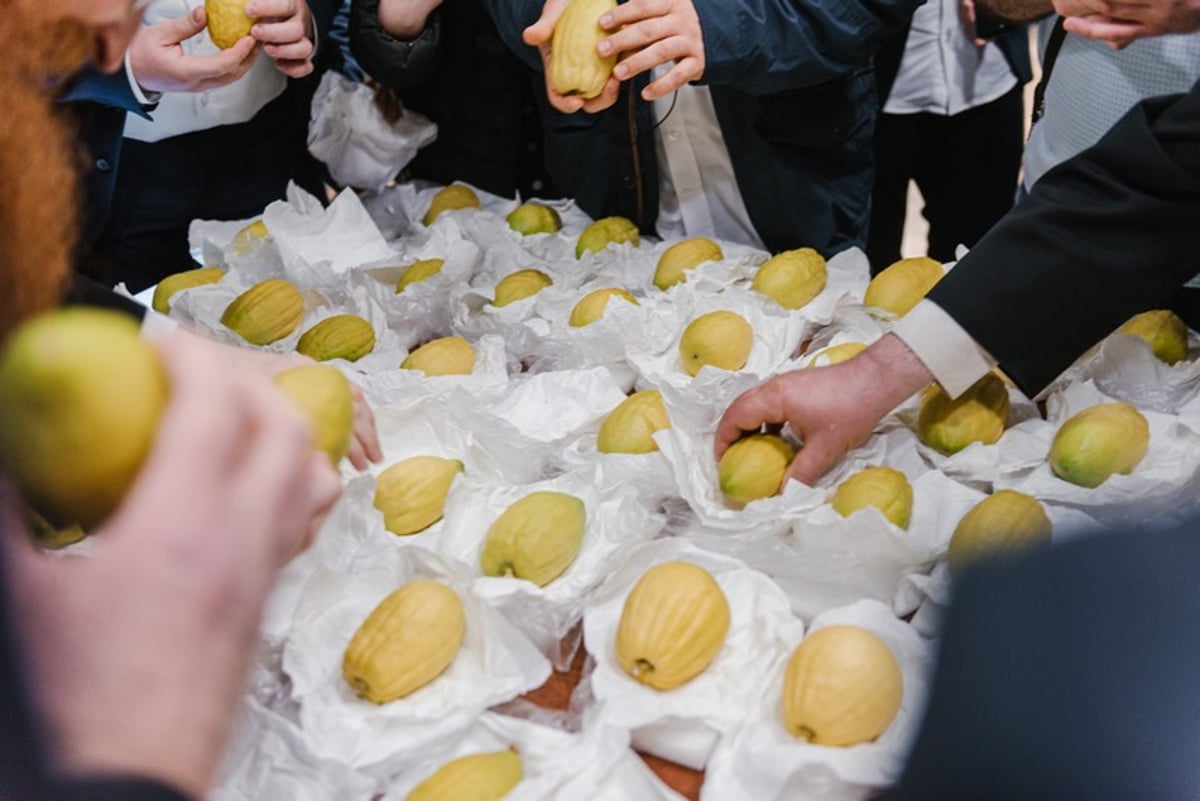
[{"x1": 893, "y1": 299, "x2": 998, "y2": 397}]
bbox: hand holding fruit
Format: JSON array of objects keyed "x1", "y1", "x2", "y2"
[
  {"x1": 376, "y1": 0, "x2": 445, "y2": 40},
  {"x1": 245, "y1": 0, "x2": 317, "y2": 78},
  {"x1": 525, "y1": 0, "x2": 621, "y2": 114},
  {"x1": 598, "y1": 0, "x2": 706, "y2": 101},
  {"x1": 129, "y1": 7, "x2": 259, "y2": 94}
]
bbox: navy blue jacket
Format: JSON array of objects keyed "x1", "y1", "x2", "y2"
[{"x1": 483, "y1": 0, "x2": 923, "y2": 255}]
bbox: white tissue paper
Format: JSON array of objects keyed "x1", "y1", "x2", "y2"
[
  {"x1": 357, "y1": 333, "x2": 510, "y2": 402},
  {"x1": 261, "y1": 188, "x2": 397, "y2": 285},
  {"x1": 765, "y1": 246, "x2": 874, "y2": 328},
  {"x1": 559, "y1": 400, "x2": 680, "y2": 508}
]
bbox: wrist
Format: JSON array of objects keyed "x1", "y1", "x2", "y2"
[{"x1": 858, "y1": 333, "x2": 934, "y2": 413}]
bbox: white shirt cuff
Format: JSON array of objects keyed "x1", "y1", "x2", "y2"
[
  {"x1": 140, "y1": 309, "x2": 180, "y2": 341},
  {"x1": 892, "y1": 299, "x2": 997, "y2": 398},
  {"x1": 125, "y1": 50, "x2": 162, "y2": 107}
]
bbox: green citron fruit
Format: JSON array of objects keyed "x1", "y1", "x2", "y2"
[
  {"x1": 423, "y1": 184, "x2": 481, "y2": 225},
  {"x1": 1049, "y1": 402, "x2": 1149, "y2": 488},
  {"x1": 151, "y1": 266, "x2": 225, "y2": 314},
  {"x1": 396, "y1": 259, "x2": 445, "y2": 293},
  {"x1": 916, "y1": 373, "x2": 1009, "y2": 455},
  {"x1": 679, "y1": 310, "x2": 753, "y2": 376},
  {"x1": 576, "y1": 216, "x2": 640, "y2": 259},
  {"x1": 569, "y1": 287, "x2": 639, "y2": 327},
  {"x1": 206, "y1": 0, "x2": 255, "y2": 49},
  {"x1": 506, "y1": 202, "x2": 562, "y2": 235},
  {"x1": 1119, "y1": 309, "x2": 1189, "y2": 365},
  {"x1": 296, "y1": 315, "x2": 376, "y2": 362},
  {"x1": 831, "y1": 466, "x2": 913, "y2": 529},
  {"x1": 373, "y1": 456, "x2": 463, "y2": 536},
  {"x1": 653, "y1": 237, "x2": 724, "y2": 290},
  {"x1": 401, "y1": 336, "x2": 476, "y2": 376},
  {"x1": 864, "y1": 257, "x2": 944, "y2": 317},
  {"x1": 407, "y1": 750, "x2": 523, "y2": 801},
  {"x1": 751, "y1": 248, "x2": 827, "y2": 310},
  {"x1": 806, "y1": 342, "x2": 867, "y2": 368},
  {"x1": 480, "y1": 491, "x2": 586, "y2": 587},
  {"x1": 0, "y1": 309, "x2": 168, "y2": 528},
  {"x1": 493, "y1": 269, "x2": 552, "y2": 307},
  {"x1": 272, "y1": 365, "x2": 355, "y2": 465},
  {"x1": 221, "y1": 278, "x2": 305, "y2": 346},
  {"x1": 718, "y1": 433, "x2": 796, "y2": 506},
  {"x1": 597, "y1": 390, "x2": 671, "y2": 454},
  {"x1": 947, "y1": 490, "x2": 1051, "y2": 576},
  {"x1": 549, "y1": 0, "x2": 618, "y2": 99},
  {"x1": 230, "y1": 218, "x2": 269, "y2": 253}
]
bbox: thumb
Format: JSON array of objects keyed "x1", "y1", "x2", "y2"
[
  {"x1": 524, "y1": 0, "x2": 566, "y2": 46},
  {"x1": 162, "y1": 7, "x2": 208, "y2": 43},
  {"x1": 780, "y1": 437, "x2": 843, "y2": 490}
]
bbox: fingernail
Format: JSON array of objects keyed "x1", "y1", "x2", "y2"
[
  {"x1": 599, "y1": 13, "x2": 613, "y2": 27},
  {"x1": 614, "y1": 65, "x2": 627, "y2": 79},
  {"x1": 597, "y1": 39, "x2": 611, "y2": 55}
]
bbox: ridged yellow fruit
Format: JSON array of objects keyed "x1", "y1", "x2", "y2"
[
  {"x1": 407, "y1": 750, "x2": 523, "y2": 801},
  {"x1": 597, "y1": 390, "x2": 671, "y2": 454},
  {"x1": 402, "y1": 336, "x2": 476, "y2": 376},
  {"x1": 396, "y1": 259, "x2": 445, "y2": 293},
  {"x1": 493, "y1": 269, "x2": 552, "y2": 307},
  {"x1": 507, "y1": 202, "x2": 562, "y2": 235},
  {"x1": 231, "y1": 218, "x2": 269, "y2": 253},
  {"x1": 831, "y1": 466, "x2": 913, "y2": 529},
  {"x1": 576, "y1": 216, "x2": 640, "y2": 259},
  {"x1": 679, "y1": 310, "x2": 753, "y2": 376},
  {"x1": 220, "y1": 278, "x2": 305, "y2": 346},
  {"x1": 342, "y1": 580, "x2": 466, "y2": 704},
  {"x1": 423, "y1": 184, "x2": 481, "y2": 225},
  {"x1": 1119, "y1": 309, "x2": 1189, "y2": 365},
  {"x1": 947, "y1": 490, "x2": 1051, "y2": 576},
  {"x1": 1049, "y1": 402, "x2": 1149, "y2": 488},
  {"x1": 569, "y1": 287, "x2": 639, "y2": 327},
  {"x1": 206, "y1": 0, "x2": 255, "y2": 49},
  {"x1": 615, "y1": 561, "x2": 731, "y2": 691},
  {"x1": 653, "y1": 237, "x2": 724, "y2": 290},
  {"x1": 806, "y1": 342, "x2": 867, "y2": 368},
  {"x1": 916, "y1": 373, "x2": 1009, "y2": 455},
  {"x1": 781, "y1": 626, "x2": 904, "y2": 747},
  {"x1": 373, "y1": 456, "x2": 464, "y2": 536},
  {"x1": 549, "y1": 0, "x2": 618, "y2": 99},
  {"x1": 151, "y1": 266, "x2": 225, "y2": 314},
  {"x1": 864, "y1": 257, "x2": 944, "y2": 316},
  {"x1": 480, "y1": 491, "x2": 586, "y2": 587},
  {"x1": 272, "y1": 366, "x2": 355, "y2": 465},
  {"x1": 718, "y1": 434, "x2": 796, "y2": 506},
  {"x1": 0, "y1": 309, "x2": 168, "y2": 528},
  {"x1": 751, "y1": 248, "x2": 827, "y2": 310},
  {"x1": 296, "y1": 315, "x2": 376, "y2": 362}
]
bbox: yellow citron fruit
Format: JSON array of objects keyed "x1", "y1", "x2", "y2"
[
  {"x1": 549, "y1": 0, "x2": 618, "y2": 99},
  {"x1": 576, "y1": 216, "x2": 640, "y2": 259},
  {"x1": 423, "y1": 184, "x2": 481, "y2": 225},
  {"x1": 831, "y1": 466, "x2": 913, "y2": 529},
  {"x1": 507, "y1": 202, "x2": 562, "y2": 235},
  {"x1": 396, "y1": 258, "x2": 445, "y2": 293},
  {"x1": 653, "y1": 237, "x2": 724, "y2": 290},
  {"x1": 231, "y1": 218, "x2": 269, "y2": 254},
  {"x1": 597, "y1": 390, "x2": 671, "y2": 454},
  {"x1": 1119, "y1": 309, "x2": 1189, "y2": 365},
  {"x1": 206, "y1": 0, "x2": 255, "y2": 48},
  {"x1": 0, "y1": 310, "x2": 168, "y2": 529},
  {"x1": 806, "y1": 342, "x2": 867, "y2": 368},
  {"x1": 948, "y1": 490, "x2": 1051, "y2": 576},
  {"x1": 718, "y1": 434, "x2": 796, "y2": 507},
  {"x1": 407, "y1": 750, "x2": 523, "y2": 801},
  {"x1": 480, "y1": 491, "x2": 586, "y2": 587},
  {"x1": 493, "y1": 269, "x2": 553, "y2": 307},
  {"x1": 781, "y1": 626, "x2": 904, "y2": 747},
  {"x1": 1049, "y1": 402, "x2": 1149, "y2": 488},
  {"x1": 272, "y1": 366, "x2": 355, "y2": 465},
  {"x1": 151, "y1": 266, "x2": 225, "y2": 314},
  {"x1": 342, "y1": 580, "x2": 466, "y2": 704},
  {"x1": 864, "y1": 257, "x2": 944, "y2": 317},
  {"x1": 751, "y1": 247, "x2": 828, "y2": 310},
  {"x1": 916, "y1": 373, "x2": 1009, "y2": 456},
  {"x1": 616, "y1": 561, "x2": 731, "y2": 691},
  {"x1": 296, "y1": 315, "x2": 376, "y2": 363},
  {"x1": 373, "y1": 456, "x2": 464, "y2": 536},
  {"x1": 221, "y1": 278, "x2": 305, "y2": 346},
  {"x1": 402, "y1": 336, "x2": 476, "y2": 376},
  {"x1": 569, "y1": 287, "x2": 639, "y2": 327},
  {"x1": 679, "y1": 310, "x2": 753, "y2": 376}
]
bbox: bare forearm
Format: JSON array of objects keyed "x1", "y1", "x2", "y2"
[
  {"x1": 856, "y1": 333, "x2": 935, "y2": 418},
  {"x1": 978, "y1": 0, "x2": 1052, "y2": 24},
  {"x1": 377, "y1": 0, "x2": 442, "y2": 40}
]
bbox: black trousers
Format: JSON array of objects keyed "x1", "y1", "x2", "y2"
[
  {"x1": 97, "y1": 86, "x2": 326, "y2": 293},
  {"x1": 866, "y1": 84, "x2": 1025, "y2": 274}
]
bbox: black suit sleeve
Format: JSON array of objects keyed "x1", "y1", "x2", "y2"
[
  {"x1": 348, "y1": 0, "x2": 441, "y2": 89},
  {"x1": 926, "y1": 79, "x2": 1200, "y2": 396}
]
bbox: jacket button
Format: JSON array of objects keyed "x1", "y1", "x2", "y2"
[{"x1": 95, "y1": 158, "x2": 112, "y2": 172}]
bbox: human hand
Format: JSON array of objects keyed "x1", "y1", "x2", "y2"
[
  {"x1": 714, "y1": 335, "x2": 934, "y2": 487},
  {"x1": 129, "y1": 7, "x2": 259, "y2": 94},
  {"x1": 5, "y1": 330, "x2": 341, "y2": 798},
  {"x1": 524, "y1": 0, "x2": 621, "y2": 114},
  {"x1": 246, "y1": 0, "x2": 317, "y2": 78},
  {"x1": 960, "y1": 0, "x2": 991, "y2": 46},
  {"x1": 1056, "y1": 0, "x2": 1200, "y2": 47},
  {"x1": 597, "y1": 0, "x2": 705, "y2": 102},
  {"x1": 377, "y1": 0, "x2": 445, "y2": 41}
]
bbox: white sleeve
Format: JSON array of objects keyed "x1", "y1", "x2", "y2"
[
  {"x1": 125, "y1": 50, "x2": 163, "y2": 107},
  {"x1": 891, "y1": 299, "x2": 997, "y2": 398}
]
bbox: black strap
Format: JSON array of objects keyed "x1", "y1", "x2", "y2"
[{"x1": 1031, "y1": 16, "x2": 1068, "y2": 126}]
